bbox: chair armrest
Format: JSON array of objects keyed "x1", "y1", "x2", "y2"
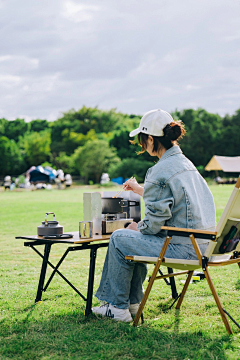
[{"x1": 161, "y1": 226, "x2": 217, "y2": 240}]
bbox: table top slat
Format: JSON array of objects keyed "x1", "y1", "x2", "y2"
[{"x1": 16, "y1": 231, "x2": 111, "y2": 244}]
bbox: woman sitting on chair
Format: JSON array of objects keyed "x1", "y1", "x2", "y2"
[{"x1": 93, "y1": 109, "x2": 216, "y2": 322}]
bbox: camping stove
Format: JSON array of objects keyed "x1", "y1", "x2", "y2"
[
  {"x1": 83, "y1": 191, "x2": 141, "y2": 236},
  {"x1": 101, "y1": 212, "x2": 133, "y2": 235}
]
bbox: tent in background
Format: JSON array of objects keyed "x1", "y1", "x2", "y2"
[
  {"x1": 205, "y1": 156, "x2": 240, "y2": 173},
  {"x1": 27, "y1": 166, "x2": 57, "y2": 183}
]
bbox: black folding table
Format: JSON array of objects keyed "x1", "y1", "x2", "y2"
[{"x1": 16, "y1": 232, "x2": 110, "y2": 316}]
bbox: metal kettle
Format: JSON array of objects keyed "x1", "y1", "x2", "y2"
[{"x1": 37, "y1": 212, "x2": 64, "y2": 236}]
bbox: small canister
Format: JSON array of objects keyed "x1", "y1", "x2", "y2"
[{"x1": 79, "y1": 221, "x2": 93, "y2": 238}]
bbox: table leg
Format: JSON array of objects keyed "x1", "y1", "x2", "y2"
[
  {"x1": 35, "y1": 243, "x2": 51, "y2": 303},
  {"x1": 85, "y1": 246, "x2": 97, "y2": 316}
]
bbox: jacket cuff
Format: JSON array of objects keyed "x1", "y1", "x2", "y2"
[
  {"x1": 137, "y1": 220, "x2": 147, "y2": 230},
  {"x1": 137, "y1": 220, "x2": 155, "y2": 235}
]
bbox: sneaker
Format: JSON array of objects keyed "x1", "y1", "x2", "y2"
[
  {"x1": 129, "y1": 303, "x2": 140, "y2": 316},
  {"x1": 92, "y1": 303, "x2": 133, "y2": 322}
]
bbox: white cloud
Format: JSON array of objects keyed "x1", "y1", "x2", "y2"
[
  {"x1": 62, "y1": 1, "x2": 99, "y2": 22},
  {"x1": 185, "y1": 85, "x2": 201, "y2": 91},
  {"x1": 0, "y1": 55, "x2": 12, "y2": 62},
  {"x1": 222, "y1": 33, "x2": 240, "y2": 42},
  {"x1": 0, "y1": 55, "x2": 39, "y2": 75},
  {"x1": 0, "y1": 0, "x2": 240, "y2": 120},
  {"x1": 0, "y1": 74, "x2": 21, "y2": 86},
  {"x1": 17, "y1": 115, "x2": 32, "y2": 122},
  {"x1": 0, "y1": 0, "x2": 5, "y2": 9}
]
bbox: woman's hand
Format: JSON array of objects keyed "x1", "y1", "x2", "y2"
[
  {"x1": 126, "y1": 221, "x2": 139, "y2": 231},
  {"x1": 123, "y1": 178, "x2": 143, "y2": 196}
]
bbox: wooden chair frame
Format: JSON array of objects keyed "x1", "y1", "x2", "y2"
[{"x1": 126, "y1": 177, "x2": 240, "y2": 334}]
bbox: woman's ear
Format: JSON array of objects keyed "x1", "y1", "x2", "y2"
[{"x1": 148, "y1": 135, "x2": 154, "y2": 144}]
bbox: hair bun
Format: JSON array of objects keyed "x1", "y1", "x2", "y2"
[{"x1": 163, "y1": 121, "x2": 185, "y2": 141}]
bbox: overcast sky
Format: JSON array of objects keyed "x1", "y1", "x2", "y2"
[{"x1": 0, "y1": 0, "x2": 240, "y2": 121}]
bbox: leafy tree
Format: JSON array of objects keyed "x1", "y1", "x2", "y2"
[
  {"x1": 108, "y1": 158, "x2": 153, "y2": 183},
  {"x1": 29, "y1": 119, "x2": 49, "y2": 133},
  {"x1": 40, "y1": 161, "x2": 56, "y2": 169},
  {"x1": 0, "y1": 136, "x2": 24, "y2": 175},
  {"x1": 56, "y1": 106, "x2": 139, "y2": 134},
  {"x1": 0, "y1": 118, "x2": 8, "y2": 136},
  {"x1": 49, "y1": 108, "x2": 97, "y2": 154},
  {"x1": 217, "y1": 109, "x2": 240, "y2": 156},
  {"x1": 73, "y1": 139, "x2": 120, "y2": 183},
  {"x1": 110, "y1": 130, "x2": 153, "y2": 161},
  {"x1": 19, "y1": 130, "x2": 51, "y2": 167},
  {"x1": 173, "y1": 108, "x2": 223, "y2": 166},
  {"x1": 110, "y1": 130, "x2": 138, "y2": 159},
  {"x1": 2, "y1": 106, "x2": 240, "y2": 178},
  {"x1": 61, "y1": 129, "x2": 97, "y2": 155},
  {"x1": 50, "y1": 107, "x2": 114, "y2": 142},
  {"x1": 4, "y1": 118, "x2": 29, "y2": 142},
  {"x1": 54, "y1": 152, "x2": 76, "y2": 174},
  {"x1": 50, "y1": 107, "x2": 141, "y2": 155}
]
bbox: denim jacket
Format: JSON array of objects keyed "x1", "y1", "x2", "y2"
[{"x1": 137, "y1": 146, "x2": 216, "y2": 244}]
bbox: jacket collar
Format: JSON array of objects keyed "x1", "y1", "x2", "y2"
[{"x1": 158, "y1": 145, "x2": 182, "y2": 162}]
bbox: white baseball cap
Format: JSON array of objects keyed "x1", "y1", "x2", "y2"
[{"x1": 129, "y1": 109, "x2": 173, "y2": 137}]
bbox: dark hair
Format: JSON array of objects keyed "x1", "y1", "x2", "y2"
[{"x1": 137, "y1": 120, "x2": 186, "y2": 154}]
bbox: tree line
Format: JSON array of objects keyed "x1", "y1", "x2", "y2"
[{"x1": 0, "y1": 106, "x2": 240, "y2": 183}]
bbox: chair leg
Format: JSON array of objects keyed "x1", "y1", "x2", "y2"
[
  {"x1": 189, "y1": 234, "x2": 233, "y2": 334},
  {"x1": 176, "y1": 270, "x2": 194, "y2": 309},
  {"x1": 203, "y1": 267, "x2": 233, "y2": 335},
  {"x1": 133, "y1": 235, "x2": 172, "y2": 326}
]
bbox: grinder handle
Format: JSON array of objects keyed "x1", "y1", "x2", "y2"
[{"x1": 45, "y1": 212, "x2": 56, "y2": 225}]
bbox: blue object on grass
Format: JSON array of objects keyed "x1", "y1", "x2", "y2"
[{"x1": 111, "y1": 177, "x2": 124, "y2": 185}]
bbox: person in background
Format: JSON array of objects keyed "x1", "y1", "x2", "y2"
[
  {"x1": 65, "y1": 174, "x2": 73, "y2": 187},
  {"x1": 92, "y1": 109, "x2": 216, "y2": 322},
  {"x1": 4, "y1": 175, "x2": 11, "y2": 190}
]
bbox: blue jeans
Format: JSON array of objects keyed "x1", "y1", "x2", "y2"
[{"x1": 95, "y1": 229, "x2": 208, "y2": 309}]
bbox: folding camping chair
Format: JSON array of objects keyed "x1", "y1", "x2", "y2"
[{"x1": 125, "y1": 177, "x2": 240, "y2": 334}]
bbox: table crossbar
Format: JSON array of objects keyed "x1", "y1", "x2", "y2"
[{"x1": 30, "y1": 245, "x2": 87, "y2": 301}]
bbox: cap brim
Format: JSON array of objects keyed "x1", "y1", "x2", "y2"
[{"x1": 129, "y1": 128, "x2": 140, "y2": 137}]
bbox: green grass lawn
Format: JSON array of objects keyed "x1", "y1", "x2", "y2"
[{"x1": 0, "y1": 184, "x2": 240, "y2": 360}]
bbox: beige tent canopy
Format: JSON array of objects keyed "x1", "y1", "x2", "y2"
[{"x1": 205, "y1": 155, "x2": 240, "y2": 172}]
